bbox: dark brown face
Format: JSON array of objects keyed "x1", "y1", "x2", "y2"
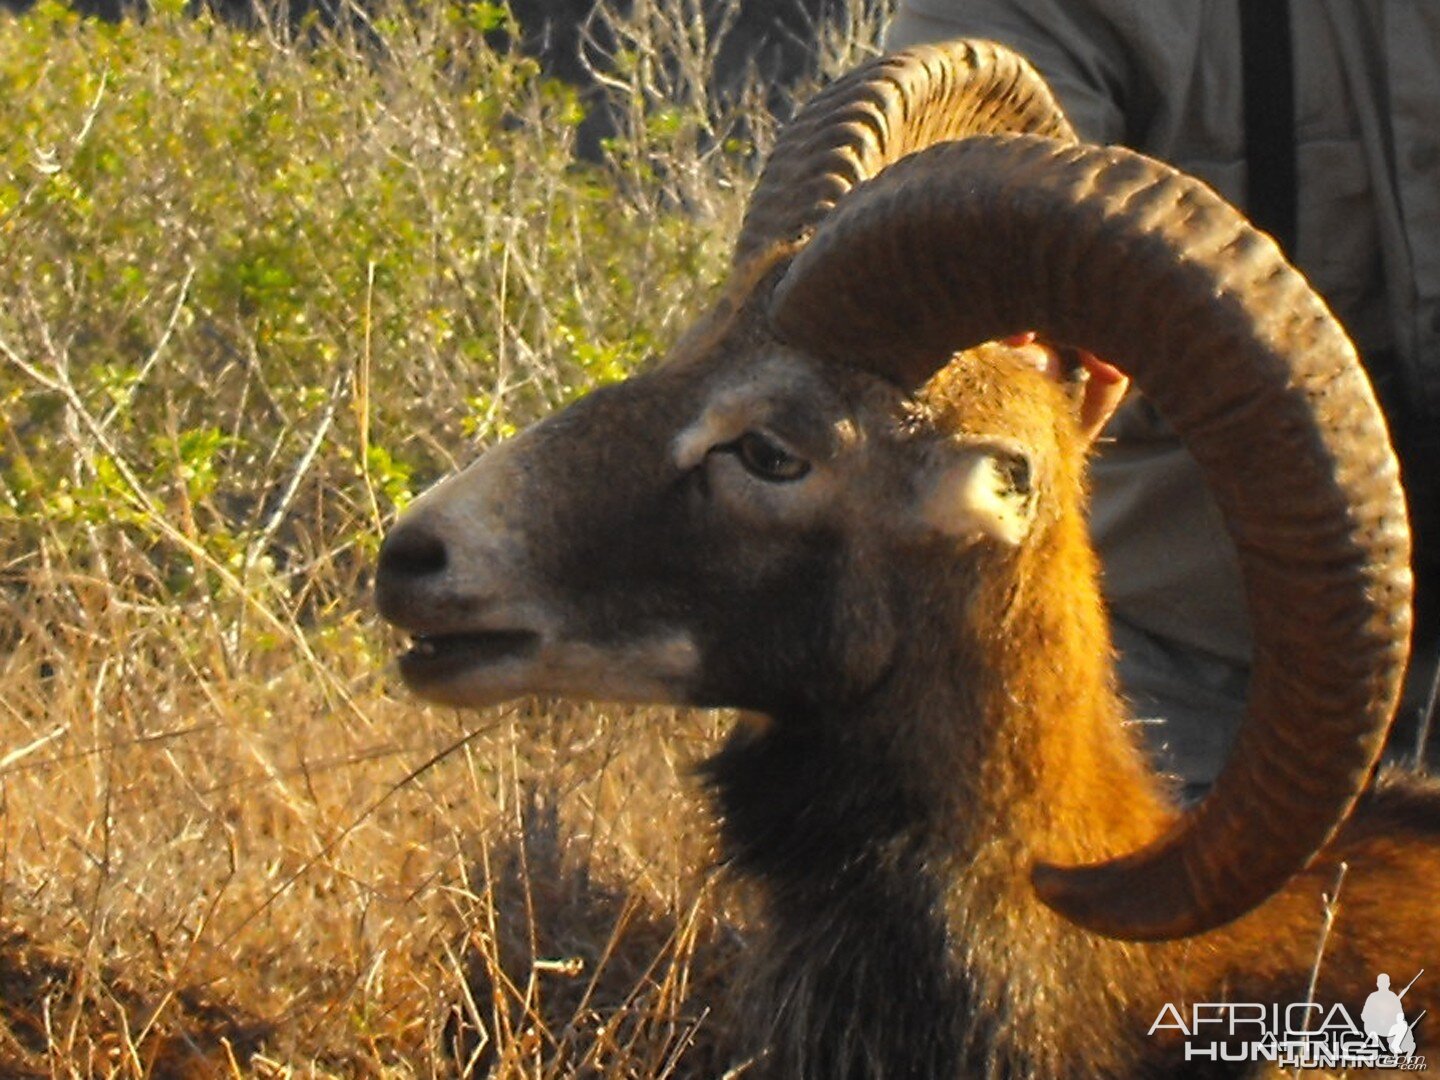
[{"x1": 374, "y1": 332, "x2": 1055, "y2": 716}]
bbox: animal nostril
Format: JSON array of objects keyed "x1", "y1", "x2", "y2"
[{"x1": 378, "y1": 523, "x2": 448, "y2": 581}]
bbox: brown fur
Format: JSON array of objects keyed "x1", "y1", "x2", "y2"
[
  {"x1": 693, "y1": 324, "x2": 1440, "y2": 1077},
  {"x1": 812, "y1": 349, "x2": 1440, "y2": 1077}
]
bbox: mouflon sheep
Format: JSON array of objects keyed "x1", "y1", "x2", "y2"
[{"x1": 376, "y1": 40, "x2": 1437, "y2": 1077}]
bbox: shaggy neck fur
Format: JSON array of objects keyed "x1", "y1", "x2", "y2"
[{"x1": 704, "y1": 415, "x2": 1189, "y2": 1078}]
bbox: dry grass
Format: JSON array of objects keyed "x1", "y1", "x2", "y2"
[
  {"x1": 1, "y1": 618, "x2": 741, "y2": 1077},
  {"x1": 0, "y1": 0, "x2": 892, "y2": 1074}
]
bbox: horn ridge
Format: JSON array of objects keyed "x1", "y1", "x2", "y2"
[{"x1": 734, "y1": 39, "x2": 1077, "y2": 268}]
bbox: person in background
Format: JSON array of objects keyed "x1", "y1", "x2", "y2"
[{"x1": 886, "y1": 1, "x2": 1440, "y2": 792}]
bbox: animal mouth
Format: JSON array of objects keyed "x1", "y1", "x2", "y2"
[{"x1": 399, "y1": 629, "x2": 542, "y2": 690}]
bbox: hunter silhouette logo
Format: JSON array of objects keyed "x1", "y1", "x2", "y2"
[
  {"x1": 1364, "y1": 972, "x2": 1425, "y2": 1057},
  {"x1": 1150, "y1": 969, "x2": 1428, "y2": 1070}
]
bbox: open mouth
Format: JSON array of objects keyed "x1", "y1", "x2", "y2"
[{"x1": 398, "y1": 629, "x2": 542, "y2": 689}]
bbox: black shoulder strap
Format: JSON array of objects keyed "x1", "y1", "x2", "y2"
[{"x1": 1239, "y1": 0, "x2": 1298, "y2": 257}]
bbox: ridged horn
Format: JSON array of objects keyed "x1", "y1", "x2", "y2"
[
  {"x1": 770, "y1": 135, "x2": 1412, "y2": 941},
  {"x1": 733, "y1": 39, "x2": 1076, "y2": 268}
]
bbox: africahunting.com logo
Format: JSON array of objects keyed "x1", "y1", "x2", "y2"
[{"x1": 1150, "y1": 969, "x2": 1428, "y2": 1070}]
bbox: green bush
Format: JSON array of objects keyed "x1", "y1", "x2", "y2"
[{"x1": 1, "y1": 0, "x2": 741, "y2": 625}]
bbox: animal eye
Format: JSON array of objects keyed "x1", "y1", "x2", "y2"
[{"x1": 731, "y1": 432, "x2": 810, "y2": 482}]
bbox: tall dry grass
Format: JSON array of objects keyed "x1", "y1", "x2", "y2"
[{"x1": 0, "y1": 0, "x2": 892, "y2": 1074}]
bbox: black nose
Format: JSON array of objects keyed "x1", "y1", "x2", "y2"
[
  {"x1": 375, "y1": 522, "x2": 450, "y2": 626},
  {"x1": 378, "y1": 522, "x2": 448, "y2": 582}
]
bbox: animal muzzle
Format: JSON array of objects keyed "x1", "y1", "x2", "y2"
[
  {"x1": 375, "y1": 478, "x2": 554, "y2": 706},
  {"x1": 375, "y1": 451, "x2": 703, "y2": 710}
]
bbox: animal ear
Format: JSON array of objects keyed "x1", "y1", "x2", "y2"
[{"x1": 917, "y1": 442, "x2": 1037, "y2": 546}]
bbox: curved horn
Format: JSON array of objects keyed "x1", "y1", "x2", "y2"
[
  {"x1": 771, "y1": 135, "x2": 1412, "y2": 941},
  {"x1": 733, "y1": 39, "x2": 1076, "y2": 268}
]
